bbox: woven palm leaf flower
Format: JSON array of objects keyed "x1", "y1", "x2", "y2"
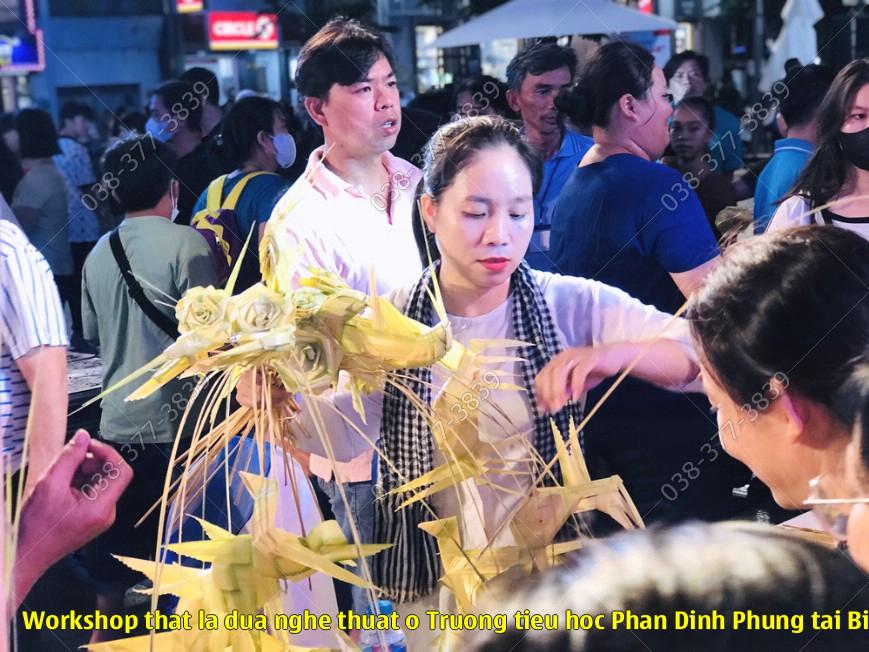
[
  {"x1": 414, "y1": 423, "x2": 644, "y2": 616},
  {"x1": 86, "y1": 473, "x2": 386, "y2": 652}
]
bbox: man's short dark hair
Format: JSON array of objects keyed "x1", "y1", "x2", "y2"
[
  {"x1": 776, "y1": 64, "x2": 835, "y2": 128},
  {"x1": 506, "y1": 42, "x2": 577, "y2": 92},
  {"x1": 16, "y1": 108, "x2": 60, "y2": 158},
  {"x1": 295, "y1": 18, "x2": 395, "y2": 100},
  {"x1": 59, "y1": 101, "x2": 95, "y2": 127},
  {"x1": 180, "y1": 66, "x2": 220, "y2": 107},
  {"x1": 102, "y1": 135, "x2": 177, "y2": 213},
  {"x1": 153, "y1": 80, "x2": 203, "y2": 133},
  {"x1": 663, "y1": 50, "x2": 710, "y2": 82}
]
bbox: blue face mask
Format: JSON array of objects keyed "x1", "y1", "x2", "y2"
[
  {"x1": 146, "y1": 117, "x2": 173, "y2": 143},
  {"x1": 271, "y1": 133, "x2": 296, "y2": 168}
]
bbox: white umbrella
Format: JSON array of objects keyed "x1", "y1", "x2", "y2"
[
  {"x1": 433, "y1": 0, "x2": 678, "y2": 48},
  {"x1": 759, "y1": 0, "x2": 824, "y2": 91}
]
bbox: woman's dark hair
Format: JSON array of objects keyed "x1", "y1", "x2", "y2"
[
  {"x1": 662, "y1": 50, "x2": 710, "y2": 83},
  {"x1": 555, "y1": 42, "x2": 655, "y2": 129},
  {"x1": 0, "y1": 131, "x2": 21, "y2": 204},
  {"x1": 469, "y1": 522, "x2": 869, "y2": 651},
  {"x1": 452, "y1": 75, "x2": 513, "y2": 118},
  {"x1": 835, "y1": 364, "x2": 869, "y2": 474},
  {"x1": 788, "y1": 58, "x2": 869, "y2": 206},
  {"x1": 153, "y1": 80, "x2": 203, "y2": 134},
  {"x1": 16, "y1": 108, "x2": 60, "y2": 158},
  {"x1": 674, "y1": 95, "x2": 715, "y2": 129},
  {"x1": 412, "y1": 116, "x2": 541, "y2": 266},
  {"x1": 101, "y1": 135, "x2": 177, "y2": 213},
  {"x1": 211, "y1": 96, "x2": 285, "y2": 172},
  {"x1": 688, "y1": 226, "x2": 869, "y2": 414},
  {"x1": 295, "y1": 18, "x2": 395, "y2": 101}
]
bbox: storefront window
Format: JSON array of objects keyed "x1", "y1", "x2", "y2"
[{"x1": 415, "y1": 25, "x2": 448, "y2": 93}]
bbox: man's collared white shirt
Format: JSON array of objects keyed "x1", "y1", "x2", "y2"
[{"x1": 270, "y1": 146, "x2": 423, "y2": 295}]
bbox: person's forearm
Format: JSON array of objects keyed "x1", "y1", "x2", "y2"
[
  {"x1": 11, "y1": 519, "x2": 54, "y2": 610},
  {"x1": 12, "y1": 555, "x2": 45, "y2": 609},
  {"x1": 611, "y1": 339, "x2": 700, "y2": 390},
  {"x1": 21, "y1": 351, "x2": 68, "y2": 492}
]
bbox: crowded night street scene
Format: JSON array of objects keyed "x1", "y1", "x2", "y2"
[{"x1": 2, "y1": 0, "x2": 869, "y2": 649}]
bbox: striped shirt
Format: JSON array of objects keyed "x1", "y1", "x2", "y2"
[{"x1": 0, "y1": 221, "x2": 68, "y2": 471}]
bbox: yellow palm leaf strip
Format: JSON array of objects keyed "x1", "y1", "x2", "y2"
[
  {"x1": 148, "y1": 366, "x2": 236, "y2": 622},
  {"x1": 71, "y1": 352, "x2": 166, "y2": 414},
  {"x1": 177, "y1": 369, "x2": 236, "y2": 536},
  {"x1": 295, "y1": 367, "x2": 382, "y2": 602},
  {"x1": 224, "y1": 223, "x2": 256, "y2": 297}
]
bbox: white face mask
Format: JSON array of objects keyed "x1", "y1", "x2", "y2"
[{"x1": 271, "y1": 133, "x2": 296, "y2": 168}]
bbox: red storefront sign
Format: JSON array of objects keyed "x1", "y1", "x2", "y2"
[
  {"x1": 177, "y1": 0, "x2": 203, "y2": 14},
  {"x1": 208, "y1": 12, "x2": 279, "y2": 51}
]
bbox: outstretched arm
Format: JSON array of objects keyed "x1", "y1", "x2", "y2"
[
  {"x1": 536, "y1": 339, "x2": 698, "y2": 413},
  {"x1": 536, "y1": 276, "x2": 701, "y2": 414}
]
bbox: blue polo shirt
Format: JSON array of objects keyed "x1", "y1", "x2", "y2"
[
  {"x1": 526, "y1": 128, "x2": 594, "y2": 272},
  {"x1": 753, "y1": 137, "x2": 813, "y2": 233}
]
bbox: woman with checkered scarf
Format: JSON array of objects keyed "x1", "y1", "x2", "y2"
[{"x1": 241, "y1": 116, "x2": 703, "y2": 639}]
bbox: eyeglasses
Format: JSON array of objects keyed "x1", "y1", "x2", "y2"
[{"x1": 803, "y1": 474, "x2": 869, "y2": 542}]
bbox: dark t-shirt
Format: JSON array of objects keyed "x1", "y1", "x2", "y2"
[
  {"x1": 550, "y1": 153, "x2": 718, "y2": 314},
  {"x1": 175, "y1": 141, "x2": 220, "y2": 226},
  {"x1": 550, "y1": 155, "x2": 747, "y2": 523}
]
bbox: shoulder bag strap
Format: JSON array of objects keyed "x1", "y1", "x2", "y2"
[{"x1": 109, "y1": 230, "x2": 180, "y2": 340}]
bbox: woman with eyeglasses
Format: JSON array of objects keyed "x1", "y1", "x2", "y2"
[
  {"x1": 686, "y1": 226, "x2": 869, "y2": 513},
  {"x1": 768, "y1": 58, "x2": 869, "y2": 240}
]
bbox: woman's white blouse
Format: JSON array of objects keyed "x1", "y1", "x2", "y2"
[{"x1": 290, "y1": 270, "x2": 700, "y2": 546}]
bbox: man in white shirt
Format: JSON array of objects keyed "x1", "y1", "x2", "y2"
[
  {"x1": 267, "y1": 18, "x2": 423, "y2": 613},
  {"x1": 271, "y1": 18, "x2": 422, "y2": 294}
]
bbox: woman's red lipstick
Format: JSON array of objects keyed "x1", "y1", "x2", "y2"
[{"x1": 480, "y1": 257, "x2": 510, "y2": 272}]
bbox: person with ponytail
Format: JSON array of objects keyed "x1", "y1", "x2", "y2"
[
  {"x1": 768, "y1": 58, "x2": 869, "y2": 240},
  {"x1": 240, "y1": 116, "x2": 707, "y2": 643},
  {"x1": 192, "y1": 96, "x2": 294, "y2": 291},
  {"x1": 687, "y1": 226, "x2": 869, "y2": 520},
  {"x1": 546, "y1": 42, "x2": 747, "y2": 524}
]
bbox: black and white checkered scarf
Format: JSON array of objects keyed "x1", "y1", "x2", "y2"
[{"x1": 373, "y1": 262, "x2": 584, "y2": 603}]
